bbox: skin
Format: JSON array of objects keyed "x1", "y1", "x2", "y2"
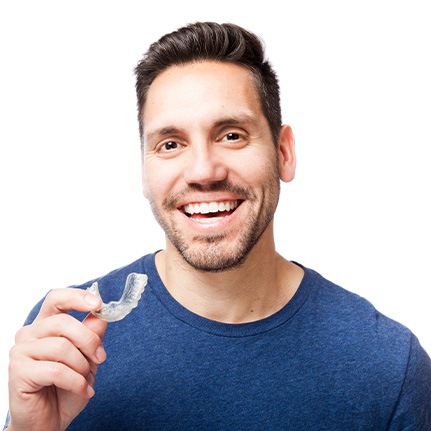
[
  {"x1": 7, "y1": 60, "x2": 303, "y2": 430},
  {"x1": 142, "y1": 61, "x2": 303, "y2": 323},
  {"x1": 7, "y1": 290, "x2": 107, "y2": 431}
]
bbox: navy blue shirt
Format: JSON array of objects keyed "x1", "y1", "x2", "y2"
[{"x1": 7, "y1": 253, "x2": 431, "y2": 429}]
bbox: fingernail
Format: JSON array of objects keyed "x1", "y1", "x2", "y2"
[
  {"x1": 87, "y1": 385, "x2": 95, "y2": 398},
  {"x1": 96, "y1": 345, "x2": 107, "y2": 363}
]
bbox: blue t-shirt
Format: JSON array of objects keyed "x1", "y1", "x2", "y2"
[{"x1": 7, "y1": 253, "x2": 431, "y2": 429}]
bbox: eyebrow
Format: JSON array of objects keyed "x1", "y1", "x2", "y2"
[
  {"x1": 145, "y1": 126, "x2": 181, "y2": 144},
  {"x1": 144, "y1": 113, "x2": 260, "y2": 144},
  {"x1": 212, "y1": 114, "x2": 259, "y2": 129}
]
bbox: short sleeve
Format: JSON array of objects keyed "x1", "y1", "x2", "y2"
[{"x1": 388, "y1": 335, "x2": 431, "y2": 430}]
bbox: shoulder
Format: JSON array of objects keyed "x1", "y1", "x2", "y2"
[
  {"x1": 299, "y1": 265, "x2": 431, "y2": 425},
  {"x1": 299, "y1": 264, "x2": 429, "y2": 372},
  {"x1": 302, "y1": 265, "x2": 411, "y2": 336}
]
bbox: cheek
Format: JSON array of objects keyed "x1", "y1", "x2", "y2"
[
  {"x1": 237, "y1": 151, "x2": 277, "y2": 184},
  {"x1": 143, "y1": 162, "x2": 178, "y2": 203},
  {"x1": 142, "y1": 174, "x2": 149, "y2": 199}
]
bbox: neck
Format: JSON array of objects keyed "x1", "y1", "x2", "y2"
[{"x1": 155, "y1": 227, "x2": 304, "y2": 323}]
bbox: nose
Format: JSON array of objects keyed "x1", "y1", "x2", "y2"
[{"x1": 183, "y1": 144, "x2": 228, "y2": 185}]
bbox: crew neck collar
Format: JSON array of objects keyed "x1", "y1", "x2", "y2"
[{"x1": 143, "y1": 252, "x2": 317, "y2": 338}]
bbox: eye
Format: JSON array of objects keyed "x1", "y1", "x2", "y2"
[
  {"x1": 219, "y1": 131, "x2": 247, "y2": 147},
  {"x1": 225, "y1": 132, "x2": 240, "y2": 141},
  {"x1": 154, "y1": 140, "x2": 185, "y2": 157},
  {"x1": 159, "y1": 141, "x2": 181, "y2": 152}
]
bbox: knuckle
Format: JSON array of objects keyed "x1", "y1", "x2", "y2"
[
  {"x1": 51, "y1": 314, "x2": 100, "y2": 355},
  {"x1": 80, "y1": 330, "x2": 100, "y2": 349},
  {"x1": 44, "y1": 288, "x2": 63, "y2": 304},
  {"x1": 53, "y1": 336, "x2": 71, "y2": 357},
  {"x1": 81, "y1": 359, "x2": 91, "y2": 377},
  {"x1": 51, "y1": 361, "x2": 87, "y2": 391},
  {"x1": 40, "y1": 287, "x2": 81, "y2": 315},
  {"x1": 51, "y1": 313, "x2": 73, "y2": 334},
  {"x1": 8, "y1": 343, "x2": 20, "y2": 361},
  {"x1": 74, "y1": 375, "x2": 89, "y2": 394},
  {"x1": 8, "y1": 352, "x2": 25, "y2": 376},
  {"x1": 14, "y1": 325, "x2": 30, "y2": 343},
  {"x1": 49, "y1": 361, "x2": 65, "y2": 380}
]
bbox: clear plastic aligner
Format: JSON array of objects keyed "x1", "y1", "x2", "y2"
[{"x1": 86, "y1": 272, "x2": 148, "y2": 322}]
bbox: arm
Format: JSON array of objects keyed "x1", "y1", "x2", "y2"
[{"x1": 6, "y1": 288, "x2": 108, "y2": 431}]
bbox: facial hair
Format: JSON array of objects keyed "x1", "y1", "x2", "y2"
[{"x1": 147, "y1": 174, "x2": 281, "y2": 273}]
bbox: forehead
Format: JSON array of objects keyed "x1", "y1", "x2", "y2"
[{"x1": 142, "y1": 61, "x2": 263, "y2": 136}]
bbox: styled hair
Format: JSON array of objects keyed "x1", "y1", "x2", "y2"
[{"x1": 135, "y1": 22, "x2": 282, "y2": 144}]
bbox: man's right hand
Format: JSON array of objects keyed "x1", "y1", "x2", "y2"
[{"x1": 7, "y1": 288, "x2": 108, "y2": 431}]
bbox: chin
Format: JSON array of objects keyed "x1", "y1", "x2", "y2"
[{"x1": 177, "y1": 237, "x2": 253, "y2": 273}]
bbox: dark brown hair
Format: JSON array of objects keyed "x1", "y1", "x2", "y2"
[{"x1": 135, "y1": 22, "x2": 282, "y2": 145}]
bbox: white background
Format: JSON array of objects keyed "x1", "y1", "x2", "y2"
[{"x1": 1, "y1": 0, "x2": 430, "y2": 417}]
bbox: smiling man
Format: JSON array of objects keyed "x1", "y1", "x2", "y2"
[
  {"x1": 143, "y1": 61, "x2": 282, "y2": 273},
  {"x1": 5, "y1": 22, "x2": 431, "y2": 431}
]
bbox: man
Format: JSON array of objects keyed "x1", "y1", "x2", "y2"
[{"x1": 5, "y1": 22, "x2": 431, "y2": 430}]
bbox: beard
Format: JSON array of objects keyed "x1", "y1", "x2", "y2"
[{"x1": 147, "y1": 174, "x2": 280, "y2": 273}]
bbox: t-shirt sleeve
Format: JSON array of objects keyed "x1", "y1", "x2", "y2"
[
  {"x1": 23, "y1": 296, "x2": 47, "y2": 325},
  {"x1": 387, "y1": 335, "x2": 431, "y2": 430}
]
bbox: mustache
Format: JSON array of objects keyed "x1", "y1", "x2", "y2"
[{"x1": 162, "y1": 181, "x2": 256, "y2": 210}]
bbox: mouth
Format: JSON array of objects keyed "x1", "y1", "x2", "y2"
[{"x1": 181, "y1": 200, "x2": 241, "y2": 219}]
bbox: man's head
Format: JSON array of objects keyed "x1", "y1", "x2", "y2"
[
  {"x1": 137, "y1": 22, "x2": 296, "y2": 273},
  {"x1": 135, "y1": 22, "x2": 282, "y2": 145}
]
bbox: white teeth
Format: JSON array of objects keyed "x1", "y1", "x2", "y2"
[
  {"x1": 183, "y1": 200, "x2": 239, "y2": 215},
  {"x1": 200, "y1": 203, "x2": 209, "y2": 214},
  {"x1": 209, "y1": 202, "x2": 218, "y2": 213}
]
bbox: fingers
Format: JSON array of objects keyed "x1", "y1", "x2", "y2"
[
  {"x1": 18, "y1": 337, "x2": 92, "y2": 375},
  {"x1": 35, "y1": 287, "x2": 102, "y2": 321},
  {"x1": 83, "y1": 313, "x2": 109, "y2": 349},
  {"x1": 8, "y1": 286, "x2": 109, "y2": 430},
  {"x1": 15, "y1": 313, "x2": 106, "y2": 364},
  {"x1": 9, "y1": 319, "x2": 108, "y2": 402},
  {"x1": 9, "y1": 351, "x2": 96, "y2": 399},
  {"x1": 10, "y1": 287, "x2": 109, "y2": 400}
]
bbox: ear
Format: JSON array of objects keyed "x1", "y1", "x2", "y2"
[{"x1": 278, "y1": 125, "x2": 296, "y2": 183}]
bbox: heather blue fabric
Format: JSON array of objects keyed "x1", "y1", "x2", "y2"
[{"x1": 5, "y1": 253, "x2": 431, "y2": 430}]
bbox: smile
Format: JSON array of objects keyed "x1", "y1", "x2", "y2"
[{"x1": 182, "y1": 200, "x2": 240, "y2": 217}]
